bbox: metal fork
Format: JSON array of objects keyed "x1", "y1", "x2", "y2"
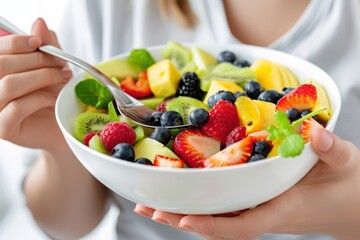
[{"x1": 0, "y1": 16, "x2": 191, "y2": 129}]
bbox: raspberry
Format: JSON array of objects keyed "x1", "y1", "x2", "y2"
[
  {"x1": 155, "y1": 98, "x2": 173, "y2": 112},
  {"x1": 100, "y1": 122, "x2": 136, "y2": 151},
  {"x1": 177, "y1": 72, "x2": 204, "y2": 100},
  {"x1": 225, "y1": 126, "x2": 246, "y2": 146},
  {"x1": 202, "y1": 100, "x2": 240, "y2": 143},
  {"x1": 83, "y1": 132, "x2": 99, "y2": 146}
]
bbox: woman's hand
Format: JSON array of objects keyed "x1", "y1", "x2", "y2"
[
  {"x1": 135, "y1": 127, "x2": 360, "y2": 239},
  {"x1": 0, "y1": 18, "x2": 72, "y2": 153}
]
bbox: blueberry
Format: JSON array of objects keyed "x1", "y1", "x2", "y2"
[
  {"x1": 286, "y1": 108, "x2": 300, "y2": 122},
  {"x1": 244, "y1": 81, "x2": 262, "y2": 99},
  {"x1": 190, "y1": 108, "x2": 209, "y2": 127},
  {"x1": 148, "y1": 112, "x2": 163, "y2": 126},
  {"x1": 257, "y1": 90, "x2": 282, "y2": 104},
  {"x1": 160, "y1": 111, "x2": 184, "y2": 126},
  {"x1": 135, "y1": 158, "x2": 153, "y2": 165},
  {"x1": 248, "y1": 154, "x2": 266, "y2": 163},
  {"x1": 232, "y1": 59, "x2": 250, "y2": 67},
  {"x1": 253, "y1": 140, "x2": 272, "y2": 157},
  {"x1": 282, "y1": 87, "x2": 294, "y2": 96},
  {"x1": 217, "y1": 50, "x2": 237, "y2": 63},
  {"x1": 215, "y1": 90, "x2": 236, "y2": 104},
  {"x1": 150, "y1": 127, "x2": 171, "y2": 145},
  {"x1": 112, "y1": 143, "x2": 135, "y2": 162},
  {"x1": 234, "y1": 91, "x2": 247, "y2": 98},
  {"x1": 207, "y1": 94, "x2": 217, "y2": 108}
]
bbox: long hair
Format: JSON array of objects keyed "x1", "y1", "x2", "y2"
[{"x1": 158, "y1": 0, "x2": 197, "y2": 28}]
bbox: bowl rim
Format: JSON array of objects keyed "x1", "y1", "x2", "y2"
[{"x1": 55, "y1": 42, "x2": 341, "y2": 174}]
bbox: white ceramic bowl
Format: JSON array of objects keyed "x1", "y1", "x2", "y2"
[{"x1": 55, "y1": 43, "x2": 341, "y2": 214}]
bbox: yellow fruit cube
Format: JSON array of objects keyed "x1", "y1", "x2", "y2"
[
  {"x1": 147, "y1": 59, "x2": 182, "y2": 98},
  {"x1": 251, "y1": 59, "x2": 286, "y2": 92}
]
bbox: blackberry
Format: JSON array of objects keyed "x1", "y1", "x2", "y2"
[{"x1": 177, "y1": 72, "x2": 204, "y2": 100}]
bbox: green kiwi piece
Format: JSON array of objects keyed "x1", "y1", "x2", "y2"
[
  {"x1": 200, "y1": 62, "x2": 257, "y2": 91},
  {"x1": 73, "y1": 112, "x2": 111, "y2": 142},
  {"x1": 88, "y1": 135, "x2": 109, "y2": 155},
  {"x1": 162, "y1": 41, "x2": 192, "y2": 70},
  {"x1": 166, "y1": 96, "x2": 210, "y2": 124}
]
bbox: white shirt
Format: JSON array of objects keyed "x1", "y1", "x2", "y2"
[{"x1": 2, "y1": 0, "x2": 359, "y2": 239}]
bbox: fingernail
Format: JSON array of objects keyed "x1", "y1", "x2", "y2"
[
  {"x1": 61, "y1": 69, "x2": 72, "y2": 79},
  {"x1": 179, "y1": 223, "x2": 194, "y2": 231},
  {"x1": 318, "y1": 129, "x2": 333, "y2": 152},
  {"x1": 28, "y1": 37, "x2": 41, "y2": 48},
  {"x1": 152, "y1": 217, "x2": 169, "y2": 225}
]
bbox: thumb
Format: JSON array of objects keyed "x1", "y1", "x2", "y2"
[
  {"x1": 311, "y1": 127, "x2": 357, "y2": 169},
  {"x1": 31, "y1": 18, "x2": 60, "y2": 47}
]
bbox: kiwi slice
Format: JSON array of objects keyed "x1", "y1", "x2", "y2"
[
  {"x1": 162, "y1": 41, "x2": 192, "y2": 70},
  {"x1": 89, "y1": 135, "x2": 109, "y2": 154},
  {"x1": 166, "y1": 96, "x2": 210, "y2": 124},
  {"x1": 73, "y1": 112, "x2": 111, "y2": 142},
  {"x1": 200, "y1": 62, "x2": 257, "y2": 91}
]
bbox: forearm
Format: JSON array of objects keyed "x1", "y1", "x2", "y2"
[{"x1": 24, "y1": 148, "x2": 109, "y2": 240}]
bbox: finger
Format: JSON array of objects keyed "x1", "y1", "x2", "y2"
[
  {"x1": 0, "y1": 68, "x2": 72, "y2": 109},
  {"x1": 311, "y1": 127, "x2": 359, "y2": 169},
  {"x1": 0, "y1": 91, "x2": 57, "y2": 141},
  {"x1": 179, "y1": 205, "x2": 281, "y2": 239},
  {"x1": 152, "y1": 210, "x2": 185, "y2": 229},
  {"x1": 0, "y1": 52, "x2": 67, "y2": 78},
  {"x1": 0, "y1": 34, "x2": 42, "y2": 54},
  {"x1": 133, "y1": 204, "x2": 156, "y2": 218},
  {"x1": 31, "y1": 18, "x2": 60, "y2": 47}
]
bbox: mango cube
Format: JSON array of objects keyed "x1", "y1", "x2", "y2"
[{"x1": 147, "y1": 59, "x2": 182, "y2": 98}]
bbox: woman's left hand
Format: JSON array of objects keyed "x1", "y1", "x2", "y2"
[{"x1": 134, "y1": 127, "x2": 360, "y2": 240}]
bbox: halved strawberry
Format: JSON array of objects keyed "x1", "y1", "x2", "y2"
[
  {"x1": 173, "y1": 129, "x2": 221, "y2": 168},
  {"x1": 300, "y1": 118, "x2": 323, "y2": 143},
  {"x1": 204, "y1": 130, "x2": 271, "y2": 168},
  {"x1": 153, "y1": 155, "x2": 184, "y2": 168},
  {"x1": 276, "y1": 84, "x2": 317, "y2": 112},
  {"x1": 202, "y1": 100, "x2": 240, "y2": 143},
  {"x1": 120, "y1": 71, "x2": 152, "y2": 99},
  {"x1": 204, "y1": 136, "x2": 254, "y2": 168}
]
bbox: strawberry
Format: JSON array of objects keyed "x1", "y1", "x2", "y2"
[
  {"x1": 276, "y1": 84, "x2": 317, "y2": 112},
  {"x1": 204, "y1": 136, "x2": 254, "y2": 168},
  {"x1": 225, "y1": 125, "x2": 247, "y2": 146},
  {"x1": 202, "y1": 100, "x2": 240, "y2": 143},
  {"x1": 300, "y1": 118, "x2": 323, "y2": 143},
  {"x1": 120, "y1": 71, "x2": 152, "y2": 99},
  {"x1": 173, "y1": 129, "x2": 221, "y2": 168},
  {"x1": 100, "y1": 122, "x2": 136, "y2": 151},
  {"x1": 153, "y1": 155, "x2": 184, "y2": 168}
]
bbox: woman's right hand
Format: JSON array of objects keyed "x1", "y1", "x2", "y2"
[{"x1": 0, "y1": 18, "x2": 72, "y2": 152}]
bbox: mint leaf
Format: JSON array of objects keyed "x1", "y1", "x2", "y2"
[
  {"x1": 266, "y1": 110, "x2": 305, "y2": 158},
  {"x1": 127, "y1": 49, "x2": 155, "y2": 71},
  {"x1": 278, "y1": 134, "x2": 305, "y2": 157},
  {"x1": 75, "y1": 79, "x2": 114, "y2": 109},
  {"x1": 107, "y1": 101, "x2": 120, "y2": 122}
]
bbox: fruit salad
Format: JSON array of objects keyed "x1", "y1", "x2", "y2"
[{"x1": 72, "y1": 41, "x2": 332, "y2": 168}]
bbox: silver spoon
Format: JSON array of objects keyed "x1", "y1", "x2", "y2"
[{"x1": 0, "y1": 16, "x2": 192, "y2": 129}]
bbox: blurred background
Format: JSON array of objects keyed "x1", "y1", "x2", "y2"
[{"x1": 0, "y1": 1, "x2": 117, "y2": 239}]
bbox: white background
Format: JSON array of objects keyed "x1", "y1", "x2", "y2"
[{"x1": 0, "y1": 1, "x2": 117, "y2": 239}]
